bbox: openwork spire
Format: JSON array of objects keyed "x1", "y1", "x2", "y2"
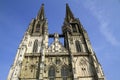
[
  {"x1": 65, "y1": 4, "x2": 74, "y2": 22},
  {"x1": 37, "y1": 4, "x2": 45, "y2": 20}
]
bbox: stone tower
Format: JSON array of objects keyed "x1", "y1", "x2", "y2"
[{"x1": 7, "y1": 4, "x2": 105, "y2": 80}]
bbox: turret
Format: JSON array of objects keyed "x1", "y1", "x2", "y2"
[
  {"x1": 27, "y1": 4, "x2": 47, "y2": 36},
  {"x1": 63, "y1": 4, "x2": 91, "y2": 53},
  {"x1": 37, "y1": 4, "x2": 45, "y2": 21}
]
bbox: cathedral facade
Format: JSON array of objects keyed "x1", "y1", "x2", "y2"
[{"x1": 7, "y1": 4, "x2": 105, "y2": 80}]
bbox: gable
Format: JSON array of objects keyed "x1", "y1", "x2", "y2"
[{"x1": 48, "y1": 41, "x2": 68, "y2": 54}]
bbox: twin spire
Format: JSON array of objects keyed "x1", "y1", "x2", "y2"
[
  {"x1": 65, "y1": 3, "x2": 75, "y2": 22},
  {"x1": 37, "y1": 3, "x2": 75, "y2": 22},
  {"x1": 37, "y1": 4, "x2": 45, "y2": 20}
]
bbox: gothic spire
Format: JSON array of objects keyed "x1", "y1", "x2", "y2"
[
  {"x1": 37, "y1": 4, "x2": 45, "y2": 20},
  {"x1": 65, "y1": 4, "x2": 75, "y2": 22}
]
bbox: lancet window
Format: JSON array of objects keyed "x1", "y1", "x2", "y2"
[
  {"x1": 75, "y1": 40, "x2": 81, "y2": 52},
  {"x1": 48, "y1": 66, "x2": 55, "y2": 80},
  {"x1": 33, "y1": 39, "x2": 38, "y2": 53}
]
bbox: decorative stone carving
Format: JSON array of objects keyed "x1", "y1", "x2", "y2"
[
  {"x1": 80, "y1": 58, "x2": 87, "y2": 65},
  {"x1": 56, "y1": 57, "x2": 61, "y2": 65}
]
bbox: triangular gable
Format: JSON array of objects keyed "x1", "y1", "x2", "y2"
[{"x1": 48, "y1": 41, "x2": 68, "y2": 53}]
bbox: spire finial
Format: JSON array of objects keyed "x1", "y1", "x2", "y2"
[
  {"x1": 42, "y1": 3, "x2": 44, "y2": 6},
  {"x1": 37, "y1": 3, "x2": 45, "y2": 20},
  {"x1": 65, "y1": 3, "x2": 74, "y2": 22}
]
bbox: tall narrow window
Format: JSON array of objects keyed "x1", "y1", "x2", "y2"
[
  {"x1": 61, "y1": 66, "x2": 68, "y2": 80},
  {"x1": 49, "y1": 66, "x2": 55, "y2": 80},
  {"x1": 33, "y1": 40, "x2": 38, "y2": 53},
  {"x1": 71, "y1": 23, "x2": 77, "y2": 32},
  {"x1": 35, "y1": 24, "x2": 40, "y2": 32},
  {"x1": 75, "y1": 40, "x2": 81, "y2": 52},
  {"x1": 42, "y1": 26, "x2": 44, "y2": 34}
]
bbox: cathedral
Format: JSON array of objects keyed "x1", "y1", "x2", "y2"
[{"x1": 7, "y1": 4, "x2": 105, "y2": 80}]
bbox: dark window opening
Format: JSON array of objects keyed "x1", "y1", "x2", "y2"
[
  {"x1": 49, "y1": 66, "x2": 55, "y2": 80},
  {"x1": 33, "y1": 40, "x2": 38, "y2": 53},
  {"x1": 42, "y1": 26, "x2": 44, "y2": 34},
  {"x1": 61, "y1": 66, "x2": 68, "y2": 80},
  {"x1": 75, "y1": 40, "x2": 81, "y2": 52},
  {"x1": 35, "y1": 24, "x2": 40, "y2": 32},
  {"x1": 71, "y1": 23, "x2": 77, "y2": 32}
]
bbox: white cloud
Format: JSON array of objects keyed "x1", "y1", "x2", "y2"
[
  {"x1": 82, "y1": 0, "x2": 120, "y2": 46},
  {"x1": 100, "y1": 22, "x2": 120, "y2": 46}
]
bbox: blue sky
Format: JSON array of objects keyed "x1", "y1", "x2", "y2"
[{"x1": 0, "y1": 0, "x2": 120, "y2": 80}]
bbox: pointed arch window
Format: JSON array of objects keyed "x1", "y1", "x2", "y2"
[
  {"x1": 42, "y1": 26, "x2": 44, "y2": 34},
  {"x1": 35, "y1": 24, "x2": 40, "y2": 32},
  {"x1": 71, "y1": 23, "x2": 77, "y2": 32},
  {"x1": 48, "y1": 66, "x2": 55, "y2": 80},
  {"x1": 61, "y1": 66, "x2": 68, "y2": 80},
  {"x1": 33, "y1": 40, "x2": 38, "y2": 53},
  {"x1": 75, "y1": 40, "x2": 81, "y2": 52}
]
